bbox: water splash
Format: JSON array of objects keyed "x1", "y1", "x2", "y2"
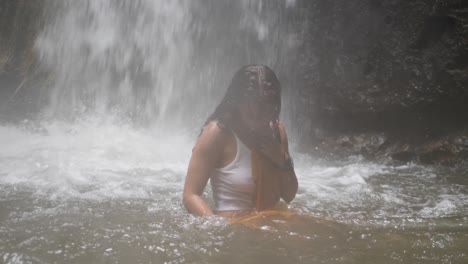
[
  {"x1": 0, "y1": 116, "x2": 192, "y2": 200},
  {"x1": 35, "y1": 0, "x2": 299, "y2": 131}
]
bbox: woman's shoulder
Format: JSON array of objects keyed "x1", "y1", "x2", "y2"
[
  {"x1": 195, "y1": 121, "x2": 231, "y2": 153},
  {"x1": 201, "y1": 120, "x2": 230, "y2": 137},
  {"x1": 276, "y1": 120, "x2": 289, "y2": 145},
  {"x1": 277, "y1": 120, "x2": 287, "y2": 135}
]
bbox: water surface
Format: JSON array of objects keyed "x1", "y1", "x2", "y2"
[{"x1": 1, "y1": 119, "x2": 467, "y2": 263}]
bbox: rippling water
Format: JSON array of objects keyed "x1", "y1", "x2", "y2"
[{"x1": 1, "y1": 118, "x2": 467, "y2": 263}]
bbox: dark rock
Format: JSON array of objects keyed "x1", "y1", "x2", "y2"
[
  {"x1": 0, "y1": 0, "x2": 43, "y2": 74},
  {"x1": 291, "y1": 0, "x2": 468, "y2": 164},
  {"x1": 0, "y1": 0, "x2": 45, "y2": 121},
  {"x1": 414, "y1": 131, "x2": 468, "y2": 165},
  {"x1": 308, "y1": 129, "x2": 468, "y2": 165}
]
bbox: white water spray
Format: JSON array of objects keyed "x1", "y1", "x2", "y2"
[{"x1": 35, "y1": 0, "x2": 298, "y2": 130}]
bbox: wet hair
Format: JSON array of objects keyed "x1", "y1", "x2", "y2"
[{"x1": 203, "y1": 64, "x2": 282, "y2": 131}]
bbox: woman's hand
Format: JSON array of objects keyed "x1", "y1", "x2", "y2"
[
  {"x1": 255, "y1": 121, "x2": 298, "y2": 203},
  {"x1": 254, "y1": 121, "x2": 289, "y2": 169}
]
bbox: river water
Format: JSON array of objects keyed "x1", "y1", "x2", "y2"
[
  {"x1": 1, "y1": 0, "x2": 468, "y2": 263},
  {"x1": 1, "y1": 118, "x2": 467, "y2": 263}
]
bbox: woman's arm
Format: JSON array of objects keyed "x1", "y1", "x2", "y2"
[
  {"x1": 276, "y1": 122, "x2": 298, "y2": 203},
  {"x1": 257, "y1": 122, "x2": 298, "y2": 203},
  {"x1": 183, "y1": 122, "x2": 225, "y2": 216}
]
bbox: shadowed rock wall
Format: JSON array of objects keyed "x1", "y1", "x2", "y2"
[
  {"x1": 292, "y1": 0, "x2": 468, "y2": 164},
  {"x1": 0, "y1": 0, "x2": 43, "y2": 74},
  {"x1": 0, "y1": 0, "x2": 44, "y2": 118}
]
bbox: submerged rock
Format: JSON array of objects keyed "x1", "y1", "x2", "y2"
[{"x1": 308, "y1": 130, "x2": 468, "y2": 165}]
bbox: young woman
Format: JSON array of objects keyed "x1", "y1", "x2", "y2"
[{"x1": 183, "y1": 65, "x2": 298, "y2": 218}]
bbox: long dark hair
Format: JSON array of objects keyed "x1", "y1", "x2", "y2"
[{"x1": 203, "y1": 64, "x2": 282, "y2": 131}]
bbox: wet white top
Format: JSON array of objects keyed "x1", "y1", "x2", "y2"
[{"x1": 210, "y1": 132, "x2": 255, "y2": 212}]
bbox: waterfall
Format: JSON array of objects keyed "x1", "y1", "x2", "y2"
[{"x1": 35, "y1": 0, "x2": 300, "y2": 132}]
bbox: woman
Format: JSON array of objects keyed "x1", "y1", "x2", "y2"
[{"x1": 183, "y1": 65, "x2": 298, "y2": 218}]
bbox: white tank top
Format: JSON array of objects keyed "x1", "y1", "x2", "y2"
[{"x1": 210, "y1": 132, "x2": 255, "y2": 212}]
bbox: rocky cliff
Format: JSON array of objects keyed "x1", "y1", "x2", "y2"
[
  {"x1": 0, "y1": 0, "x2": 44, "y2": 118},
  {"x1": 291, "y1": 0, "x2": 468, "y2": 164}
]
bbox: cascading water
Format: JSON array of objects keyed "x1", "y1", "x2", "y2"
[
  {"x1": 34, "y1": 0, "x2": 299, "y2": 129},
  {"x1": 1, "y1": 1, "x2": 467, "y2": 263}
]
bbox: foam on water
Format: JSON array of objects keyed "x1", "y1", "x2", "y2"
[
  {"x1": 0, "y1": 116, "x2": 192, "y2": 200},
  {"x1": 1, "y1": 119, "x2": 468, "y2": 263},
  {"x1": 0, "y1": 118, "x2": 384, "y2": 207},
  {"x1": 3, "y1": 117, "x2": 465, "y2": 223}
]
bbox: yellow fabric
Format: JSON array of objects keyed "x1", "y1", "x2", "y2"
[
  {"x1": 230, "y1": 149, "x2": 290, "y2": 226},
  {"x1": 229, "y1": 210, "x2": 297, "y2": 225},
  {"x1": 229, "y1": 210, "x2": 346, "y2": 241}
]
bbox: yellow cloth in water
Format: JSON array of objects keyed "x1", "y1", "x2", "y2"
[
  {"x1": 229, "y1": 210, "x2": 296, "y2": 225},
  {"x1": 231, "y1": 150, "x2": 292, "y2": 227}
]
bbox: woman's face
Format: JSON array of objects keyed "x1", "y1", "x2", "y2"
[{"x1": 238, "y1": 97, "x2": 279, "y2": 132}]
